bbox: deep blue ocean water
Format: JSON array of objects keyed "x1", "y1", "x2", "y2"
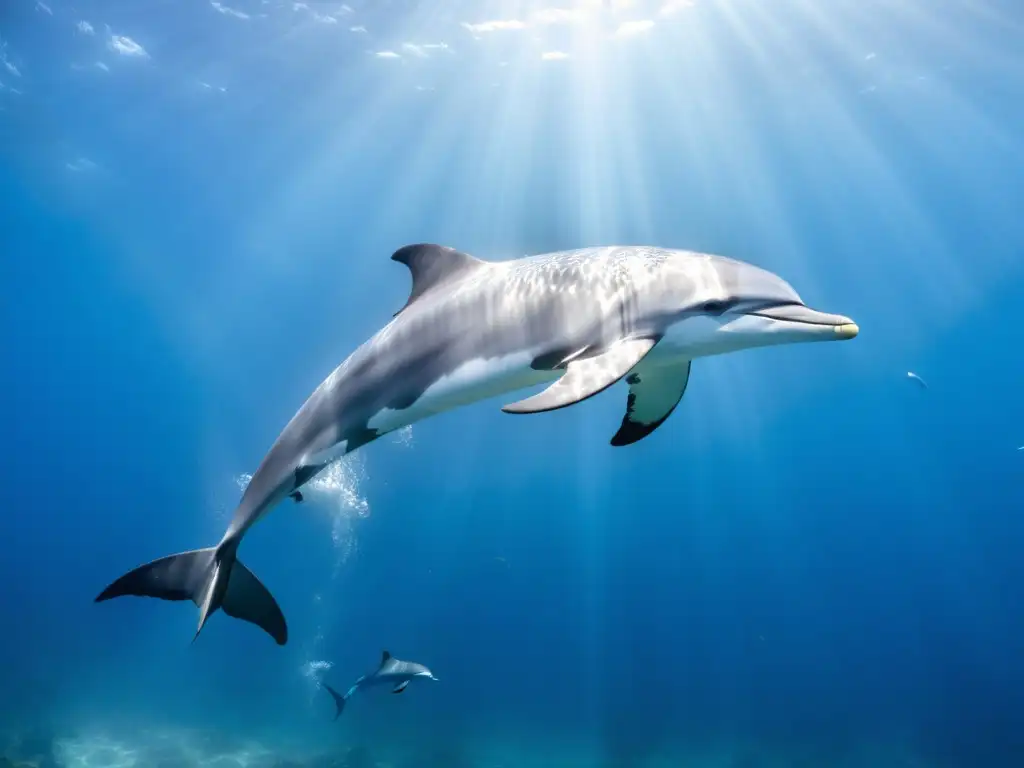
[{"x1": 3, "y1": 1, "x2": 1024, "y2": 766}]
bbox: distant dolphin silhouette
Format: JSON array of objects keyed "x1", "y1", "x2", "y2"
[
  {"x1": 95, "y1": 244, "x2": 858, "y2": 644},
  {"x1": 907, "y1": 371, "x2": 928, "y2": 389},
  {"x1": 324, "y1": 650, "x2": 438, "y2": 719}
]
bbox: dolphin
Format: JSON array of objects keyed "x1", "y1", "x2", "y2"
[
  {"x1": 323, "y1": 650, "x2": 438, "y2": 719},
  {"x1": 907, "y1": 371, "x2": 929, "y2": 389},
  {"x1": 95, "y1": 244, "x2": 858, "y2": 644}
]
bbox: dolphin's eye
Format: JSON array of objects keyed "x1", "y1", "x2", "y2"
[{"x1": 699, "y1": 300, "x2": 731, "y2": 315}]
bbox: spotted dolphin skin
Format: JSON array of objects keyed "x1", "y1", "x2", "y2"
[
  {"x1": 95, "y1": 244, "x2": 858, "y2": 644},
  {"x1": 323, "y1": 650, "x2": 438, "y2": 719}
]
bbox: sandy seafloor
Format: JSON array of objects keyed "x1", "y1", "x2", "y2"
[{"x1": 1, "y1": 722, "x2": 943, "y2": 768}]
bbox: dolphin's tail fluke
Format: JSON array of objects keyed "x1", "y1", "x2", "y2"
[
  {"x1": 94, "y1": 545, "x2": 288, "y2": 645},
  {"x1": 324, "y1": 683, "x2": 348, "y2": 720}
]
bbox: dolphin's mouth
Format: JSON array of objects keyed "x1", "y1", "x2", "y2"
[{"x1": 748, "y1": 303, "x2": 859, "y2": 339}]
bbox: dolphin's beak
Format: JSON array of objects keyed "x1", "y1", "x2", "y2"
[
  {"x1": 833, "y1": 322, "x2": 859, "y2": 340},
  {"x1": 751, "y1": 304, "x2": 859, "y2": 340}
]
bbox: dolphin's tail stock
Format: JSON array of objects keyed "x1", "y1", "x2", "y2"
[
  {"x1": 324, "y1": 683, "x2": 349, "y2": 720},
  {"x1": 94, "y1": 544, "x2": 288, "y2": 645}
]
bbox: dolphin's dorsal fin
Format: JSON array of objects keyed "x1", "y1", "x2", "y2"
[
  {"x1": 381, "y1": 650, "x2": 392, "y2": 665},
  {"x1": 391, "y1": 244, "x2": 484, "y2": 316}
]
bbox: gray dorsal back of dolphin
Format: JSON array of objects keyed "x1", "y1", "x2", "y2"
[{"x1": 95, "y1": 244, "x2": 857, "y2": 645}]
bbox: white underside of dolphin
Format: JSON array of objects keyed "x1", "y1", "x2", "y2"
[{"x1": 95, "y1": 244, "x2": 858, "y2": 645}]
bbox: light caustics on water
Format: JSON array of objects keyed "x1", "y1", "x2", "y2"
[
  {"x1": 63, "y1": 0, "x2": 1019, "y2": 466},
  {"x1": 219, "y1": 0, "x2": 1019, "y2": 466}
]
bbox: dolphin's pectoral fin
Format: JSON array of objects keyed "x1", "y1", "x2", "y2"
[
  {"x1": 289, "y1": 491, "x2": 303, "y2": 503},
  {"x1": 391, "y1": 244, "x2": 485, "y2": 315},
  {"x1": 502, "y1": 337, "x2": 659, "y2": 415},
  {"x1": 392, "y1": 681, "x2": 410, "y2": 694},
  {"x1": 611, "y1": 360, "x2": 692, "y2": 447}
]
